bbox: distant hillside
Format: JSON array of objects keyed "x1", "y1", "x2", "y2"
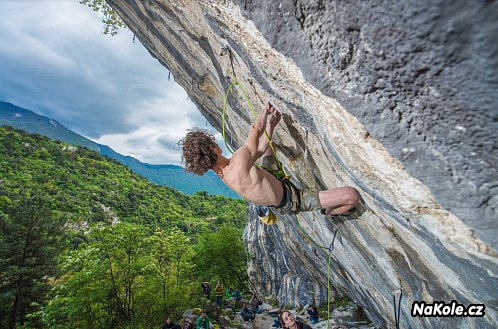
[
  {"x1": 0, "y1": 101, "x2": 239, "y2": 198},
  {"x1": 0, "y1": 125, "x2": 246, "y2": 229},
  {"x1": 0, "y1": 101, "x2": 98, "y2": 151},
  {"x1": 97, "y1": 144, "x2": 239, "y2": 197}
]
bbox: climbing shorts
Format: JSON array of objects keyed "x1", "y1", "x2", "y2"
[
  {"x1": 261, "y1": 154, "x2": 322, "y2": 214},
  {"x1": 272, "y1": 179, "x2": 321, "y2": 215}
]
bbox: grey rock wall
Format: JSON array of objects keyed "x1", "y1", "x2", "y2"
[
  {"x1": 107, "y1": 1, "x2": 497, "y2": 328},
  {"x1": 237, "y1": 0, "x2": 498, "y2": 250}
]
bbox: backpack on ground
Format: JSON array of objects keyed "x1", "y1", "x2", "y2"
[{"x1": 240, "y1": 308, "x2": 255, "y2": 321}]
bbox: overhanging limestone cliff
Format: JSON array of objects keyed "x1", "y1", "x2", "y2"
[{"x1": 106, "y1": 1, "x2": 498, "y2": 328}]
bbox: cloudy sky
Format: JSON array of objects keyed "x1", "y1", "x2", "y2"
[{"x1": 0, "y1": 0, "x2": 225, "y2": 165}]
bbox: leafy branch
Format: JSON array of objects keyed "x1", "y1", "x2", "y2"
[{"x1": 79, "y1": 0, "x2": 126, "y2": 36}]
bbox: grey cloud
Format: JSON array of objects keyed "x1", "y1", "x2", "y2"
[
  {"x1": 0, "y1": 1, "x2": 212, "y2": 164},
  {"x1": 157, "y1": 134, "x2": 182, "y2": 150}
]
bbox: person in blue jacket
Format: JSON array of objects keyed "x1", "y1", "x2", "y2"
[{"x1": 231, "y1": 288, "x2": 241, "y2": 301}]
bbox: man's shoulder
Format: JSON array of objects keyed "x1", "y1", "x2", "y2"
[
  {"x1": 231, "y1": 145, "x2": 251, "y2": 161},
  {"x1": 227, "y1": 146, "x2": 254, "y2": 171}
]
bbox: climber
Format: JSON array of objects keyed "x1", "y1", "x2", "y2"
[{"x1": 179, "y1": 102, "x2": 359, "y2": 217}]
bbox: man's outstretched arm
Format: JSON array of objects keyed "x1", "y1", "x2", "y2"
[
  {"x1": 258, "y1": 103, "x2": 281, "y2": 155},
  {"x1": 244, "y1": 102, "x2": 275, "y2": 162}
]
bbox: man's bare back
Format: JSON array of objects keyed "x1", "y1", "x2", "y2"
[{"x1": 219, "y1": 145, "x2": 284, "y2": 206}]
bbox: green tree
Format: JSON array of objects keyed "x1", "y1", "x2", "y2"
[
  {"x1": 0, "y1": 191, "x2": 65, "y2": 329},
  {"x1": 195, "y1": 226, "x2": 250, "y2": 291},
  {"x1": 0, "y1": 126, "x2": 248, "y2": 327},
  {"x1": 147, "y1": 227, "x2": 196, "y2": 317},
  {"x1": 42, "y1": 224, "x2": 198, "y2": 328},
  {"x1": 42, "y1": 223, "x2": 150, "y2": 328}
]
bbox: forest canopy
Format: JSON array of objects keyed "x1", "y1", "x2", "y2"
[{"x1": 0, "y1": 126, "x2": 249, "y2": 329}]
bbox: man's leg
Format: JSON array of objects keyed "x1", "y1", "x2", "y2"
[{"x1": 318, "y1": 186, "x2": 359, "y2": 216}]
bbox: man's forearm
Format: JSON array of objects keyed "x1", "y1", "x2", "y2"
[
  {"x1": 246, "y1": 103, "x2": 280, "y2": 160},
  {"x1": 265, "y1": 123, "x2": 276, "y2": 140},
  {"x1": 257, "y1": 123, "x2": 275, "y2": 155},
  {"x1": 245, "y1": 109, "x2": 270, "y2": 159}
]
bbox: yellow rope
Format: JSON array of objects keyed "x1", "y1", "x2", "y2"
[
  {"x1": 222, "y1": 79, "x2": 285, "y2": 176},
  {"x1": 221, "y1": 81, "x2": 237, "y2": 154},
  {"x1": 222, "y1": 76, "x2": 333, "y2": 327},
  {"x1": 294, "y1": 214, "x2": 334, "y2": 328},
  {"x1": 327, "y1": 253, "x2": 332, "y2": 329}
]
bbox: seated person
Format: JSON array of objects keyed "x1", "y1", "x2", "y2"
[
  {"x1": 307, "y1": 304, "x2": 319, "y2": 324},
  {"x1": 231, "y1": 288, "x2": 241, "y2": 301},
  {"x1": 280, "y1": 311, "x2": 312, "y2": 329}
]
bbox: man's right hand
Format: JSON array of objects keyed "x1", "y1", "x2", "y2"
[
  {"x1": 269, "y1": 105, "x2": 281, "y2": 127},
  {"x1": 262, "y1": 102, "x2": 273, "y2": 116}
]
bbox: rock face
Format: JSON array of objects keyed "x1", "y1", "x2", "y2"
[
  {"x1": 237, "y1": 0, "x2": 498, "y2": 250},
  {"x1": 107, "y1": 1, "x2": 497, "y2": 328}
]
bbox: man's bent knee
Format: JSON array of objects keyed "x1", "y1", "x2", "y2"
[{"x1": 344, "y1": 187, "x2": 360, "y2": 205}]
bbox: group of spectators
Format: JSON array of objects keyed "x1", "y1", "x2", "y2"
[
  {"x1": 202, "y1": 281, "x2": 250, "y2": 310},
  {"x1": 162, "y1": 280, "x2": 320, "y2": 329}
]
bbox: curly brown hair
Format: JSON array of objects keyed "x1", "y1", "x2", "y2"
[{"x1": 179, "y1": 128, "x2": 218, "y2": 175}]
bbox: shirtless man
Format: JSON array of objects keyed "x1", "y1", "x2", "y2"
[{"x1": 180, "y1": 102, "x2": 359, "y2": 216}]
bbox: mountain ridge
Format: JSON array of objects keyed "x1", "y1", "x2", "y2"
[{"x1": 0, "y1": 100, "x2": 239, "y2": 198}]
